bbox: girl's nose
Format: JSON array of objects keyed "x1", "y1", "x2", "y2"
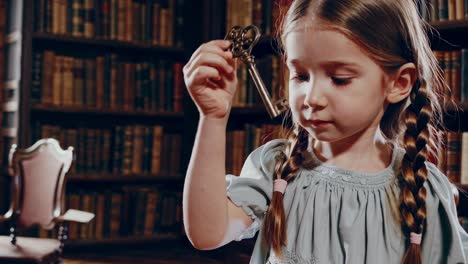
[{"x1": 304, "y1": 84, "x2": 327, "y2": 109}]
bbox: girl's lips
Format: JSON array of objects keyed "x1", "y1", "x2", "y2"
[{"x1": 310, "y1": 120, "x2": 332, "y2": 127}]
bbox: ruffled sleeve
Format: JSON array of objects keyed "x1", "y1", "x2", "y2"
[
  {"x1": 424, "y1": 162, "x2": 468, "y2": 264},
  {"x1": 225, "y1": 139, "x2": 286, "y2": 241}
]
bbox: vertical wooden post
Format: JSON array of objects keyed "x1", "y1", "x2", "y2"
[{"x1": 2, "y1": 0, "x2": 24, "y2": 166}]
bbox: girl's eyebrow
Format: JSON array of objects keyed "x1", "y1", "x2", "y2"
[
  {"x1": 319, "y1": 61, "x2": 361, "y2": 73},
  {"x1": 286, "y1": 58, "x2": 361, "y2": 73},
  {"x1": 286, "y1": 58, "x2": 304, "y2": 68}
]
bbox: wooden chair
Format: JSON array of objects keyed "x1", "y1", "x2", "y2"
[{"x1": 0, "y1": 138, "x2": 94, "y2": 264}]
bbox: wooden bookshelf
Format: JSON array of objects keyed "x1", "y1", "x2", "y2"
[
  {"x1": 32, "y1": 32, "x2": 186, "y2": 58},
  {"x1": 31, "y1": 105, "x2": 184, "y2": 119},
  {"x1": 15, "y1": 0, "x2": 206, "y2": 251}
]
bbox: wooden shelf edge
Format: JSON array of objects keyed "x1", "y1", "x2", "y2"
[
  {"x1": 32, "y1": 32, "x2": 186, "y2": 54},
  {"x1": 445, "y1": 102, "x2": 468, "y2": 112},
  {"x1": 31, "y1": 105, "x2": 184, "y2": 118},
  {"x1": 430, "y1": 20, "x2": 468, "y2": 31},
  {"x1": 67, "y1": 173, "x2": 184, "y2": 183},
  {"x1": 231, "y1": 105, "x2": 267, "y2": 115},
  {"x1": 457, "y1": 184, "x2": 468, "y2": 192},
  {"x1": 65, "y1": 234, "x2": 182, "y2": 247}
]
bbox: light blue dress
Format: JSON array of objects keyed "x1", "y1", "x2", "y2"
[{"x1": 225, "y1": 139, "x2": 468, "y2": 264}]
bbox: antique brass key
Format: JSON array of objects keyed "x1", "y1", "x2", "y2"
[{"x1": 225, "y1": 25, "x2": 288, "y2": 119}]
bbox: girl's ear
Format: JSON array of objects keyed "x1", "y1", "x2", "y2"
[{"x1": 386, "y1": 63, "x2": 417, "y2": 104}]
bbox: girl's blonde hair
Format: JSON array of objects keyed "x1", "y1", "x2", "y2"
[{"x1": 263, "y1": 1, "x2": 448, "y2": 263}]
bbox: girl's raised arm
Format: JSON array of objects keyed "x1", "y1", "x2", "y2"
[{"x1": 182, "y1": 40, "x2": 253, "y2": 250}]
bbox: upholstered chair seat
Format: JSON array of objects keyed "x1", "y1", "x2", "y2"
[{"x1": 0, "y1": 138, "x2": 94, "y2": 264}]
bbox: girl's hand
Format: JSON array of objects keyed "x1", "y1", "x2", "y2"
[{"x1": 183, "y1": 40, "x2": 238, "y2": 119}]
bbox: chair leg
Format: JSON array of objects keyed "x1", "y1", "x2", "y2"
[
  {"x1": 56, "y1": 222, "x2": 68, "y2": 264},
  {"x1": 9, "y1": 223, "x2": 16, "y2": 245},
  {"x1": 53, "y1": 250, "x2": 63, "y2": 264}
]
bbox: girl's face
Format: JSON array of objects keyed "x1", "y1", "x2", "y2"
[{"x1": 285, "y1": 27, "x2": 392, "y2": 143}]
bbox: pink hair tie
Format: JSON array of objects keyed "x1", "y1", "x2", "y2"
[
  {"x1": 274, "y1": 179, "x2": 287, "y2": 194},
  {"x1": 410, "y1": 232, "x2": 422, "y2": 245}
]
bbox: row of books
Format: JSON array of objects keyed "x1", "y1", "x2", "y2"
[
  {"x1": 224, "y1": 0, "x2": 468, "y2": 36},
  {"x1": 437, "y1": 131, "x2": 468, "y2": 184},
  {"x1": 226, "y1": 124, "x2": 283, "y2": 175},
  {"x1": 40, "y1": 187, "x2": 182, "y2": 240},
  {"x1": 31, "y1": 51, "x2": 185, "y2": 112},
  {"x1": 34, "y1": 0, "x2": 184, "y2": 47},
  {"x1": 36, "y1": 124, "x2": 182, "y2": 176},
  {"x1": 420, "y1": 0, "x2": 468, "y2": 23},
  {"x1": 225, "y1": 0, "x2": 292, "y2": 36},
  {"x1": 434, "y1": 49, "x2": 468, "y2": 103}
]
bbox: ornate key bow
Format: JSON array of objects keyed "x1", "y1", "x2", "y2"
[{"x1": 225, "y1": 25, "x2": 288, "y2": 119}]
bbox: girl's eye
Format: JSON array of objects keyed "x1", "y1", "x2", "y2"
[
  {"x1": 332, "y1": 77, "x2": 352, "y2": 86},
  {"x1": 290, "y1": 74, "x2": 309, "y2": 82}
]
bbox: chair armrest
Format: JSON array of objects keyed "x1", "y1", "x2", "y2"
[
  {"x1": 0, "y1": 209, "x2": 13, "y2": 222},
  {"x1": 56, "y1": 209, "x2": 95, "y2": 223}
]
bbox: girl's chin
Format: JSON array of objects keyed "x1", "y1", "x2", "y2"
[{"x1": 306, "y1": 130, "x2": 347, "y2": 143}]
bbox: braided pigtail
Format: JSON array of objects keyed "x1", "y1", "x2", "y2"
[
  {"x1": 263, "y1": 127, "x2": 308, "y2": 256},
  {"x1": 400, "y1": 79, "x2": 432, "y2": 264}
]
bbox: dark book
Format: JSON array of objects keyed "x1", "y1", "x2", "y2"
[
  {"x1": 112, "y1": 125, "x2": 124, "y2": 173},
  {"x1": 31, "y1": 52, "x2": 43, "y2": 105},
  {"x1": 142, "y1": 126, "x2": 152, "y2": 174},
  {"x1": 174, "y1": 0, "x2": 184, "y2": 48},
  {"x1": 151, "y1": 125, "x2": 163, "y2": 175},
  {"x1": 85, "y1": 58, "x2": 97, "y2": 107},
  {"x1": 439, "y1": 0, "x2": 449, "y2": 20},
  {"x1": 68, "y1": 192, "x2": 81, "y2": 240},
  {"x1": 447, "y1": 131, "x2": 461, "y2": 183},
  {"x1": 151, "y1": 0, "x2": 161, "y2": 45},
  {"x1": 164, "y1": 61, "x2": 174, "y2": 111},
  {"x1": 102, "y1": 129, "x2": 112, "y2": 173},
  {"x1": 71, "y1": 0, "x2": 83, "y2": 37},
  {"x1": 79, "y1": 192, "x2": 92, "y2": 239},
  {"x1": 73, "y1": 58, "x2": 85, "y2": 106},
  {"x1": 173, "y1": 62, "x2": 184, "y2": 112},
  {"x1": 451, "y1": 50, "x2": 461, "y2": 102},
  {"x1": 119, "y1": 187, "x2": 133, "y2": 236},
  {"x1": 461, "y1": 49, "x2": 468, "y2": 102},
  {"x1": 109, "y1": 191, "x2": 122, "y2": 238},
  {"x1": 94, "y1": 193, "x2": 106, "y2": 239},
  {"x1": 102, "y1": 0, "x2": 111, "y2": 38},
  {"x1": 158, "y1": 60, "x2": 166, "y2": 111},
  {"x1": 122, "y1": 125, "x2": 134, "y2": 175},
  {"x1": 144, "y1": 189, "x2": 159, "y2": 236},
  {"x1": 131, "y1": 125, "x2": 144, "y2": 174}
]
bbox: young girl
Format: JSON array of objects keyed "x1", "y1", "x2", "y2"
[{"x1": 182, "y1": 0, "x2": 468, "y2": 263}]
